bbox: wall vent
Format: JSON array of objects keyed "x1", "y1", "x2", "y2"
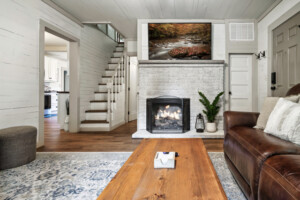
[{"x1": 229, "y1": 23, "x2": 254, "y2": 41}]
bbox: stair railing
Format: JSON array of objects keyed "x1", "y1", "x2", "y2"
[{"x1": 106, "y1": 52, "x2": 125, "y2": 124}]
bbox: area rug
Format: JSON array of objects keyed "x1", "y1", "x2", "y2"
[{"x1": 0, "y1": 152, "x2": 246, "y2": 200}]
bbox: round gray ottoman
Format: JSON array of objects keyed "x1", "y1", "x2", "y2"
[{"x1": 0, "y1": 126, "x2": 37, "y2": 170}]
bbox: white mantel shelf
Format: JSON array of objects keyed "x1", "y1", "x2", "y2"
[{"x1": 139, "y1": 60, "x2": 225, "y2": 65}]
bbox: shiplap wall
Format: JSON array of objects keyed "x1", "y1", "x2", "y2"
[
  {"x1": 80, "y1": 25, "x2": 116, "y2": 121},
  {"x1": 257, "y1": 0, "x2": 300, "y2": 110},
  {"x1": 0, "y1": 1, "x2": 117, "y2": 144},
  {"x1": 0, "y1": 0, "x2": 81, "y2": 139}
]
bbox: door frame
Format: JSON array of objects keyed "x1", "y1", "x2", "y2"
[
  {"x1": 38, "y1": 20, "x2": 80, "y2": 148},
  {"x1": 267, "y1": 3, "x2": 300, "y2": 96},
  {"x1": 229, "y1": 53, "x2": 256, "y2": 111},
  {"x1": 127, "y1": 56, "x2": 138, "y2": 122}
]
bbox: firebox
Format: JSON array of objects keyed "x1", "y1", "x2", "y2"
[{"x1": 146, "y1": 97, "x2": 190, "y2": 133}]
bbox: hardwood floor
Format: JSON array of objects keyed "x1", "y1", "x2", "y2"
[{"x1": 38, "y1": 117, "x2": 224, "y2": 152}]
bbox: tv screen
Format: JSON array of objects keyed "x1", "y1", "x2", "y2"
[{"x1": 148, "y1": 23, "x2": 212, "y2": 60}]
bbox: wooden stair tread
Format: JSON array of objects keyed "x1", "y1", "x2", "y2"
[
  {"x1": 95, "y1": 91, "x2": 118, "y2": 93},
  {"x1": 81, "y1": 120, "x2": 109, "y2": 124},
  {"x1": 90, "y1": 100, "x2": 115, "y2": 102},
  {"x1": 85, "y1": 110, "x2": 107, "y2": 113},
  {"x1": 99, "y1": 83, "x2": 122, "y2": 85}
]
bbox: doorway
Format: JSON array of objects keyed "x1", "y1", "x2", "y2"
[
  {"x1": 229, "y1": 54, "x2": 253, "y2": 112},
  {"x1": 128, "y1": 57, "x2": 138, "y2": 121},
  {"x1": 44, "y1": 31, "x2": 69, "y2": 138},
  {"x1": 272, "y1": 12, "x2": 300, "y2": 96},
  {"x1": 38, "y1": 20, "x2": 80, "y2": 148}
]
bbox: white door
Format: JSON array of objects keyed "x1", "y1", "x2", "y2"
[
  {"x1": 230, "y1": 54, "x2": 253, "y2": 112},
  {"x1": 128, "y1": 57, "x2": 138, "y2": 121},
  {"x1": 272, "y1": 12, "x2": 300, "y2": 96}
]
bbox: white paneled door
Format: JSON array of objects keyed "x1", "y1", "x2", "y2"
[
  {"x1": 272, "y1": 12, "x2": 300, "y2": 96},
  {"x1": 129, "y1": 57, "x2": 138, "y2": 121},
  {"x1": 230, "y1": 54, "x2": 253, "y2": 112}
]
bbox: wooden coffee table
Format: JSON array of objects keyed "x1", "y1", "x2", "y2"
[{"x1": 97, "y1": 139, "x2": 227, "y2": 200}]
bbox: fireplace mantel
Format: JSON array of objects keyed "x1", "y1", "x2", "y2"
[{"x1": 139, "y1": 60, "x2": 225, "y2": 67}]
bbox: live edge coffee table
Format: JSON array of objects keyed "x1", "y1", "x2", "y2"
[{"x1": 97, "y1": 139, "x2": 227, "y2": 200}]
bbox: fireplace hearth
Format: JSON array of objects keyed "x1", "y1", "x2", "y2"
[{"x1": 147, "y1": 97, "x2": 190, "y2": 133}]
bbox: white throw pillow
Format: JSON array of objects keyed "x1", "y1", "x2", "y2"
[
  {"x1": 254, "y1": 95, "x2": 300, "y2": 129},
  {"x1": 264, "y1": 98, "x2": 300, "y2": 145}
]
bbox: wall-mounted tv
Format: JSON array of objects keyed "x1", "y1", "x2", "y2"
[{"x1": 148, "y1": 23, "x2": 211, "y2": 60}]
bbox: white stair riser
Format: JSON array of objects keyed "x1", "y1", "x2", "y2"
[
  {"x1": 99, "y1": 85, "x2": 120, "y2": 92},
  {"x1": 95, "y1": 93, "x2": 107, "y2": 101},
  {"x1": 108, "y1": 64, "x2": 118, "y2": 69},
  {"x1": 116, "y1": 47, "x2": 124, "y2": 51},
  {"x1": 81, "y1": 123, "x2": 109, "y2": 128},
  {"x1": 99, "y1": 85, "x2": 108, "y2": 92},
  {"x1": 80, "y1": 124, "x2": 110, "y2": 132},
  {"x1": 113, "y1": 52, "x2": 122, "y2": 57},
  {"x1": 102, "y1": 77, "x2": 123, "y2": 84},
  {"x1": 105, "y1": 71, "x2": 115, "y2": 76},
  {"x1": 110, "y1": 58, "x2": 120, "y2": 63},
  {"x1": 86, "y1": 112, "x2": 107, "y2": 120},
  {"x1": 101, "y1": 77, "x2": 111, "y2": 83},
  {"x1": 90, "y1": 102, "x2": 107, "y2": 110},
  {"x1": 105, "y1": 70, "x2": 124, "y2": 76},
  {"x1": 95, "y1": 93, "x2": 117, "y2": 101}
]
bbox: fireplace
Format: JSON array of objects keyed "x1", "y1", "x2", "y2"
[{"x1": 146, "y1": 97, "x2": 190, "y2": 133}]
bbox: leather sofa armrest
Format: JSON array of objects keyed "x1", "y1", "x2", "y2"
[{"x1": 224, "y1": 111, "x2": 260, "y2": 137}]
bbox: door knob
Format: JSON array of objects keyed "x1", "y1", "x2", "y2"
[{"x1": 271, "y1": 86, "x2": 276, "y2": 90}]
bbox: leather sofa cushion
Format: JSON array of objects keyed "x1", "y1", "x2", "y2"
[
  {"x1": 258, "y1": 155, "x2": 300, "y2": 200},
  {"x1": 224, "y1": 126, "x2": 300, "y2": 200}
]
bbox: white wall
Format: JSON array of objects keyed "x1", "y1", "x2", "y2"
[
  {"x1": 126, "y1": 40, "x2": 137, "y2": 54},
  {"x1": 0, "y1": 0, "x2": 81, "y2": 140},
  {"x1": 257, "y1": 0, "x2": 300, "y2": 110},
  {"x1": 137, "y1": 19, "x2": 226, "y2": 60},
  {"x1": 80, "y1": 25, "x2": 117, "y2": 121}
]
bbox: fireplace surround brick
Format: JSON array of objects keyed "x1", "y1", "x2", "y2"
[{"x1": 137, "y1": 60, "x2": 225, "y2": 132}]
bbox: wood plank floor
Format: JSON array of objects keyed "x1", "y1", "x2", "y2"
[{"x1": 37, "y1": 117, "x2": 224, "y2": 152}]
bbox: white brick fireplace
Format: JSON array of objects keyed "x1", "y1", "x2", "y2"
[{"x1": 132, "y1": 60, "x2": 225, "y2": 138}]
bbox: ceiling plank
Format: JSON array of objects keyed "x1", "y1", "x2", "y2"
[{"x1": 51, "y1": 0, "x2": 278, "y2": 39}]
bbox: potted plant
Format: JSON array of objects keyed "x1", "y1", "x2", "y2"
[
  {"x1": 64, "y1": 99, "x2": 70, "y2": 132},
  {"x1": 198, "y1": 91, "x2": 224, "y2": 132}
]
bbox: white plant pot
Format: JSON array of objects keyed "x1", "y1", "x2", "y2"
[
  {"x1": 206, "y1": 122, "x2": 217, "y2": 133},
  {"x1": 64, "y1": 115, "x2": 69, "y2": 132}
]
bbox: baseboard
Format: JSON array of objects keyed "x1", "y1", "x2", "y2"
[{"x1": 110, "y1": 120, "x2": 125, "y2": 131}]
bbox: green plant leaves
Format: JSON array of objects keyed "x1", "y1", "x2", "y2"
[{"x1": 198, "y1": 91, "x2": 224, "y2": 123}]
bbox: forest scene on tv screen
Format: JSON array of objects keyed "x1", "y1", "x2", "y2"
[{"x1": 148, "y1": 23, "x2": 211, "y2": 60}]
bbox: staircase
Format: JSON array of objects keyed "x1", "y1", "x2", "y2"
[{"x1": 80, "y1": 42, "x2": 126, "y2": 131}]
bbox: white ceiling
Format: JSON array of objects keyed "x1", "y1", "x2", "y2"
[
  {"x1": 45, "y1": 32, "x2": 68, "y2": 46},
  {"x1": 51, "y1": 0, "x2": 277, "y2": 39}
]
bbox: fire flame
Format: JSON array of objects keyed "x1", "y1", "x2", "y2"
[{"x1": 155, "y1": 105, "x2": 181, "y2": 120}]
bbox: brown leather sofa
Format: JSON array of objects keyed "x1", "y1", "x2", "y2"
[{"x1": 224, "y1": 84, "x2": 300, "y2": 200}]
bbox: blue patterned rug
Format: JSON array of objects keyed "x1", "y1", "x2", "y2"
[{"x1": 0, "y1": 152, "x2": 245, "y2": 200}]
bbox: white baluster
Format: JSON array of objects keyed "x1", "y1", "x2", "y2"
[{"x1": 107, "y1": 87, "x2": 111, "y2": 123}]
